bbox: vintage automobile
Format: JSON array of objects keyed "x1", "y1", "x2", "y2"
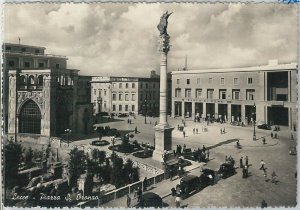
[
  {"x1": 257, "y1": 124, "x2": 272, "y2": 130},
  {"x1": 176, "y1": 175, "x2": 201, "y2": 199},
  {"x1": 218, "y1": 163, "x2": 236, "y2": 178},
  {"x1": 199, "y1": 168, "x2": 215, "y2": 187},
  {"x1": 136, "y1": 192, "x2": 163, "y2": 208}
]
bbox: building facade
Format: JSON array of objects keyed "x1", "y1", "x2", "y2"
[
  {"x1": 3, "y1": 43, "x2": 93, "y2": 144},
  {"x1": 90, "y1": 75, "x2": 162, "y2": 117},
  {"x1": 171, "y1": 60, "x2": 297, "y2": 129}
]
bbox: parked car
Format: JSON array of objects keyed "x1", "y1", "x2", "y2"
[
  {"x1": 257, "y1": 124, "x2": 271, "y2": 130},
  {"x1": 118, "y1": 113, "x2": 129, "y2": 117},
  {"x1": 289, "y1": 146, "x2": 297, "y2": 155},
  {"x1": 199, "y1": 169, "x2": 215, "y2": 187},
  {"x1": 176, "y1": 175, "x2": 201, "y2": 199},
  {"x1": 136, "y1": 192, "x2": 163, "y2": 208},
  {"x1": 218, "y1": 163, "x2": 236, "y2": 178}
]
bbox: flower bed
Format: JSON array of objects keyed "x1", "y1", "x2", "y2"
[{"x1": 91, "y1": 140, "x2": 110, "y2": 147}]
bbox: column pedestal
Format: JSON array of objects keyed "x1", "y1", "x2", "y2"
[{"x1": 153, "y1": 124, "x2": 173, "y2": 162}]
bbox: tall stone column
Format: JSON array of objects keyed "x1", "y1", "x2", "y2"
[
  {"x1": 8, "y1": 71, "x2": 17, "y2": 141},
  {"x1": 153, "y1": 34, "x2": 173, "y2": 162}
]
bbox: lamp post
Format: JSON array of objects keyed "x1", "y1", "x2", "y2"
[
  {"x1": 252, "y1": 103, "x2": 256, "y2": 141},
  {"x1": 143, "y1": 99, "x2": 148, "y2": 124},
  {"x1": 65, "y1": 129, "x2": 72, "y2": 146}
]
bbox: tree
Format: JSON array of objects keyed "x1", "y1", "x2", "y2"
[
  {"x1": 24, "y1": 147, "x2": 34, "y2": 168},
  {"x1": 68, "y1": 148, "x2": 86, "y2": 188},
  {"x1": 4, "y1": 142, "x2": 23, "y2": 188},
  {"x1": 110, "y1": 153, "x2": 124, "y2": 188}
]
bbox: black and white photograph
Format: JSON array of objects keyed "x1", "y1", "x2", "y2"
[{"x1": 1, "y1": 1, "x2": 298, "y2": 208}]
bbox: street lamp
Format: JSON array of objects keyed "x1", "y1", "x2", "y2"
[
  {"x1": 143, "y1": 99, "x2": 148, "y2": 124},
  {"x1": 252, "y1": 103, "x2": 256, "y2": 141},
  {"x1": 65, "y1": 129, "x2": 72, "y2": 146}
]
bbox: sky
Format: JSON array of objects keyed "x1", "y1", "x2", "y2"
[{"x1": 4, "y1": 3, "x2": 298, "y2": 77}]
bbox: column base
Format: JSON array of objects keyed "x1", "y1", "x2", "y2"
[{"x1": 152, "y1": 124, "x2": 173, "y2": 162}]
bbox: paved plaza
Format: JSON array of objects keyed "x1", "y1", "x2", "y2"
[{"x1": 72, "y1": 115, "x2": 298, "y2": 208}]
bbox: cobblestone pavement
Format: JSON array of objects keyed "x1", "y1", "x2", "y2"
[{"x1": 80, "y1": 115, "x2": 298, "y2": 208}]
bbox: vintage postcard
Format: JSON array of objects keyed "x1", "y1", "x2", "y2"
[{"x1": 1, "y1": 1, "x2": 298, "y2": 209}]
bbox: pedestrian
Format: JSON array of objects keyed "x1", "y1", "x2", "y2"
[
  {"x1": 291, "y1": 133, "x2": 294, "y2": 140},
  {"x1": 135, "y1": 126, "x2": 138, "y2": 134},
  {"x1": 220, "y1": 128, "x2": 223, "y2": 135},
  {"x1": 261, "y1": 200, "x2": 268, "y2": 208},
  {"x1": 175, "y1": 195, "x2": 181, "y2": 208},
  {"x1": 245, "y1": 156, "x2": 249, "y2": 166},
  {"x1": 240, "y1": 157, "x2": 243, "y2": 168},
  {"x1": 183, "y1": 131, "x2": 186, "y2": 138},
  {"x1": 271, "y1": 171, "x2": 277, "y2": 184},
  {"x1": 127, "y1": 119, "x2": 129, "y2": 124},
  {"x1": 193, "y1": 128, "x2": 195, "y2": 134},
  {"x1": 196, "y1": 128, "x2": 198, "y2": 134},
  {"x1": 143, "y1": 177, "x2": 148, "y2": 191},
  {"x1": 126, "y1": 194, "x2": 131, "y2": 207},
  {"x1": 223, "y1": 128, "x2": 225, "y2": 134},
  {"x1": 274, "y1": 133, "x2": 277, "y2": 139},
  {"x1": 183, "y1": 144, "x2": 186, "y2": 152},
  {"x1": 271, "y1": 132, "x2": 273, "y2": 138},
  {"x1": 177, "y1": 124, "x2": 179, "y2": 130},
  {"x1": 202, "y1": 145, "x2": 206, "y2": 152},
  {"x1": 260, "y1": 160, "x2": 265, "y2": 170},
  {"x1": 137, "y1": 187, "x2": 142, "y2": 202},
  {"x1": 225, "y1": 155, "x2": 228, "y2": 162}
]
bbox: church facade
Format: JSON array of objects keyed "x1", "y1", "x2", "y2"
[{"x1": 3, "y1": 43, "x2": 93, "y2": 144}]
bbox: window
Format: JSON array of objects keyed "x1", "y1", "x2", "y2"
[
  {"x1": 5, "y1": 46, "x2": 11, "y2": 51},
  {"x1": 132, "y1": 94, "x2": 136, "y2": 101},
  {"x1": 125, "y1": 94, "x2": 129, "y2": 101},
  {"x1": 119, "y1": 83, "x2": 122, "y2": 88},
  {"x1": 112, "y1": 83, "x2": 116, "y2": 88},
  {"x1": 176, "y1": 79, "x2": 180, "y2": 84},
  {"x1": 112, "y1": 94, "x2": 116, "y2": 101},
  {"x1": 119, "y1": 94, "x2": 123, "y2": 100},
  {"x1": 113, "y1": 105, "x2": 116, "y2": 111},
  {"x1": 146, "y1": 83, "x2": 148, "y2": 88},
  {"x1": 38, "y1": 63, "x2": 44, "y2": 68},
  {"x1": 140, "y1": 83, "x2": 143, "y2": 88},
  {"x1": 28, "y1": 76, "x2": 35, "y2": 85},
  {"x1": 37, "y1": 75, "x2": 43, "y2": 85},
  {"x1": 119, "y1": 105, "x2": 122, "y2": 111},
  {"x1": 185, "y1": 88, "x2": 191, "y2": 98},
  {"x1": 246, "y1": 90, "x2": 255, "y2": 100},
  {"x1": 220, "y1": 78, "x2": 225, "y2": 85},
  {"x1": 153, "y1": 91, "x2": 156, "y2": 100},
  {"x1": 24, "y1": 62, "x2": 30, "y2": 68},
  {"x1": 232, "y1": 90, "x2": 240, "y2": 100},
  {"x1": 98, "y1": 89, "x2": 101, "y2": 97},
  {"x1": 207, "y1": 89, "x2": 214, "y2": 99},
  {"x1": 8, "y1": 61, "x2": 14, "y2": 67},
  {"x1": 175, "y1": 88, "x2": 181, "y2": 97},
  {"x1": 132, "y1": 83, "x2": 135, "y2": 88},
  {"x1": 35, "y1": 49, "x2": 40, "y2": 54},
  {"x1": 195, "y1": 89, "x2": 202, "y2": 98},
  {"x1": 21, "y1": 48, "x2": 26, "y2": 52},
  {"x1": 197, "y1": 78, "x2": 201, "y2": 84},
  {"x1": 233, "y1": 77, "x2": 239, "y2": 85},
  {"x1": 126, "y1": 83, "x2": 129, "y2": 88},
  {"x1": 56, "y1": 64, "x2": 60, "y2": 68},
  {"x1": 140, "y1": 94, "x2": 143, "y2": 100},
  {"x1": 104, "y1": 90, "x2": 107, "y2": 96},
  {"x1": 19, "y1": 100, "x2": 41, "y2": 134},
  {"x1": 104, "y1": 103, "x2": 106, "y2": 109},
  {"x1": 219, "y1": 89, "x2": 226, "y2": 99},
  {"x1": 132, "y1": 105, "x2": 135, "y2": 112},
  {"x1": 208, "y1": 78, "x2": 213, "y2": 84},
  {"x1": 125, "y1": 105, "x2": 129, "y2": 111},
  {"x1": 153, "y1": 83, "x2": 156, "y2": 88},
  {"x1": 187, "y1": 79, "x2": 190, "y2": 84},
  {"x1": 248, "y1": 77, "x2": 253, "y2": 84}
]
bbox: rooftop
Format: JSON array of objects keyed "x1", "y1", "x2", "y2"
[{"x1": 172, "y1": 61, "x2": 297, "y2": 75}]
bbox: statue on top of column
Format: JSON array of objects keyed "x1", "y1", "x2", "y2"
[{"x1": 157, "y1": 11, "x2": 173, "y2": 36}]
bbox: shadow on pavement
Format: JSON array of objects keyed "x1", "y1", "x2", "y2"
[{"x1": 207, "y1": 138, "x2": 239, "y2": 150}]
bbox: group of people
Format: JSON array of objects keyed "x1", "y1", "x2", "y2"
[
  {"x1": 260, "y1": 160, "x2": 278, "y2": 184},
  {"x1": 239, "y1": 156, "x2": 249, "y2": 178}
]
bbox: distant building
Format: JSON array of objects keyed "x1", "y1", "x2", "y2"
[
  {"x1": 90, "y1": 74, "x2": 164, "y2": 117},
  {"x1": 171, "y1": 60, "x2": 297, "y2": 129},
  {"x1": 3, "y1": 43, "x2": 93, "y2": 144}
]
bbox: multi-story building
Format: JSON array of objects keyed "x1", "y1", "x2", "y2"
[
  {"x1": 3, "y1": 43, "x2": 93, "y2": 144},
  {"x1": 171, "y1": 60, "x2": 297, "y2": 130},
  {"x1": 91, "y1": 74, "x2": 163, "y2": 117}
]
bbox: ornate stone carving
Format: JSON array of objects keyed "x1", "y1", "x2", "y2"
[{"x1": 17, "y1": 91, "x2": 44, "y2": 107}]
